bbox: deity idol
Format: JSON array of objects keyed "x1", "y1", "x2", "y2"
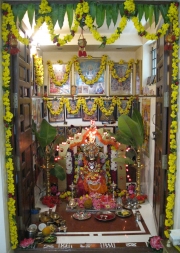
[{"x1": 76, "y1": 141, "x2": 107, "y2": 196}]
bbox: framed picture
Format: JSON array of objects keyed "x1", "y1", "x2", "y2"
[
  {"x1": 135, "y1": 60, "x2": 142, "y2": 94},
  {"x1": 66, "y1": 99, "x2": 82, "y2": 119},
  {"x1": 56, "y1": 126, "x2": 66, "y2": 136},
  {"x1": 66, "y1": 126, "x2": 82, "y2": 138},
  {"x1": 117, "y1": 99, "x2": 132, "y2": 118},
  {"x1": 48, "y1": 100, "x2": 65, "y2": 122},
  {"x1": 102, "y1": 127, "x2": 114, "y2": 134},
  {"x1": 109, "y1": 63, "x2": 132, "y2": 96},
  {"x1": 99, "y1": 100, "x2": 116, "y2": 122},
  {"x1": 48, "y1": 63, "x2": 71, "y2": 96},
  {"x1": 75, "y1": 58, "x2": 106, "y2": 96},
  {"x1": 82, "y1": 99, "x2": 98, "y2": 121}
]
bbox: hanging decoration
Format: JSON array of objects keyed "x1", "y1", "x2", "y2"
[
  {"x1": 44, "y1": 96, "x2": 135, "y2": 116},
  {"x1": 164, "y1": 33, "x2": 176, "y2": 51},
  {"x1": 78, "y1": 30, "x2": 87, "y2": 57},
  {"x1": 33, "y1": 54, "x2": 44, "y2": 86},
  {"x1": 8, "y1": 32, "x2": 20, "y2": 55}
]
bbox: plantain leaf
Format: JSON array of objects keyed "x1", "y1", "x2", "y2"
[
  {"x1": 106, "y1": 4, "x2": 112, "y2": 28},
  {"x1": 27, "y1": 4, "x2": 35, "y2": 27},
  {"x1": 131, "y1": 109, "x2": 144, "y2": 146},
  {"x1": 89, "y1": 2, "x2": 96, "y2": 21},
  {"x1": 66, "y1": 4, "x2": 74, "y2": 28},
  {"x1": 117, "y1": 114, "x2": 144, "y2": 148},
  {"x1": 119, "y1": 3, "x2": 124, "y2": 17},
  {"x1": 58, "y1": 5, "x2": 66, "y2": 29},
  {"x1": 17, "y1": 4, "x2": 27, "y2": 24},
  {"x1": 148, "y1": 5, "x2": 154, "y2": 27},
  {"x1": 50, "y1": 163, "x2": 66, "y2": 181},
  {"x1": 136, "y1": 4, "x2": 144, "y2": 22},
  {"x1": 113, "y1": 156, "x2": 134, "y2": 165},
  {"x1": 96, "y1": 4, "x2": 105, "y2": 28},
  {"x1": 154, "y1": 5, "x2": 160, "y2": 26},
  {"x1": 35, "y1": 119, "x2": 57, "y2": 148},
  {"x1": 50, "y1": 4, "x2": 59, "y2": 27},
  {"x1": 112, "y1": 130, "x2": 137, "y2": 147},
  {"x1": 144, "y1": 5, "x2": 149, "y2": 22}
]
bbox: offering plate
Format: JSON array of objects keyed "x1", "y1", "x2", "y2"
[
  {"x1": 95, "y1": 211, "x2": 116, "y2": 221},
  {"x1": 73, "y1": 212, "x2": 91, "y2": 221}
]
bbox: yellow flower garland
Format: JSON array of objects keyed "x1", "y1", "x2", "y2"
[
  {"x1": 74, "y1": 55, "x2": 107, "y2": 85},
  {"x1": 33, "y1": 55, "x2": 44, "y2": 86},
  {"x1": 44, "y1": 96, "x2": 134, "y2": 116},
  {"x1": 47, "y1": 56, "x2": 136, "y2": 87},
  {"x1": 108, "y1": 59, "x2": 136, "y2": 83},
  {"x1": 47, "y1": 56, "x2": 77, "y2": 86},
  {"x1": 164, "y1": 2, "x2": 180, "y2": 239},
  {"x1": 1, "y1": 42, "x2": 18, "y2": 250}
]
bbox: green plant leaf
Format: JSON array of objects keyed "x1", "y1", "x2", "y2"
[
  {"x1": 164, "y1": 4, "x2": 171, "y2": 23},
  {"x1": 148, "y1": 5, "x2": 154, "y2": 27},
  {"x1": 131, "y1": 109, "x2": 144, "y2": 146},
  {"x1": 58, "y1": 5, "x2": 66, "y2": 29},
  {"x1": 144, "y1": 5, "x2": 149, "y2": 21},
  {"x1": 154, "y1": 5, "x2": 160, "y2": 26},
  {"x1": 137, "y1": 4, "x2": 144, "y2": 22},
  {"x1": 106, "y1": 5, "x2": 112, "y2": 28},
  {"x1": 50, "y1": 163, "x2": 66, "y2": 181},
  {"x1": 17, "y1": 4, "x2": 27, "y2": 24},
  {"x1": 117, "y1": 114, "x2": 143, "y2": 148},
  {"x1": 66, "y1": 4, "x2": 74, "y2": 28},
  {"x1": 119, "y1": 3, "x2": 124, "y2": 17},
  {"x1": 113, "y1": 157, "x2": 134, "y2": 165},
  {"x1": 50, "y1": 4, "x2": 59, "y2": 27},
  {"x1": 35, "y1": 119, "x2": 57, "y2": 148},
  {"x1": 96, "y1": 4, "x2": 105, "y2": 28},
  {"x1": 27, "y1": 4, "x2": 35, "y2": 27},
  {"x1": 89, "y1": 2, "x2": 96, "y2": 21},
  {"x1": 111, "y1": 4, "x2": 118, "y2": 26},
  {"x1": 12, "y1": 5, "x2": 19, "y2": 23},
  {"x1": 112, "y1": 130, "x2": 136, "y2": 147}
]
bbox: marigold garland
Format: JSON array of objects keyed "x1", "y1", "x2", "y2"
[
  {"x1": 33, "y1": 55, "x2": 44, "y2": 86},
  {"x1": 108, "y1": 59, "x2": 136, "y2": 83},
  {"x1": 47, "y1": 56, "x2": 137, "y2": 87},
  {"x1": 164, "y1": 2, "x2": 180, "y2": 239},
  {"x1": 44, "y1": 96, "x2": 134, "y2": 116}
]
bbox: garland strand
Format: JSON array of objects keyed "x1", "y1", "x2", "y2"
[
  {"x1": 164, "y1": 2, "x2": 180, "y2": 239},
  {"x1": 1, "y1": 4, "x2": 18, "y2": 249},
  {"x1": 47, "y1": 56, "x2": 138, "y2": 87},
  {"x1": 44, "y1": 96, "x2": 134, "y2": 116},
  {"x1": 33, "y1": 55, "x2": 44, "y2": 86}
]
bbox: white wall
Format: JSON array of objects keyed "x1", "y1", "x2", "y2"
[{"x1": 42, "y1": 48, "x2": 157, "y2": 207}]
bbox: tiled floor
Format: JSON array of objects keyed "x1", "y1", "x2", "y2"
[{"x1": 37, "y1": 199, "x2": 157, "y2": 246}]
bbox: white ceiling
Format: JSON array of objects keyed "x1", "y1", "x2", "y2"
[{"x1": 31, "y1": 19, "x2": 146, "y2": 53}]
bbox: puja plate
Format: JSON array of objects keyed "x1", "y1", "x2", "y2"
[
  {"x1": 124, "y1": 204, "x2": 141, "y2": 210},
  {"x1": 73, "y1": 212, "x2": 91, "y2": 221},
  {"x1": 95, "y1": 211, "x2": 116, "y2": 221},
  {"x1": 115, "y1": 209, "x2": 132, "y2": 218}
]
